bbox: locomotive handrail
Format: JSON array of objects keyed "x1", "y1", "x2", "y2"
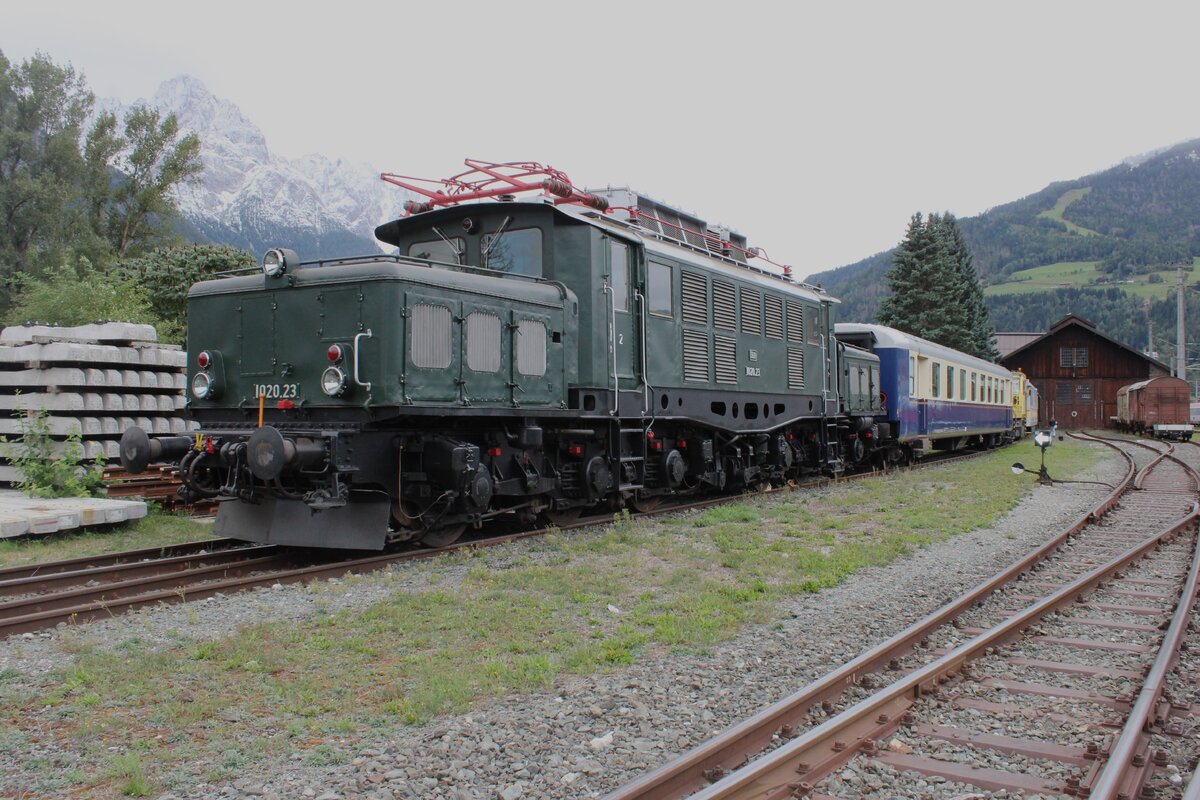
[
  {"x1": 604, "y1": 282, "x2": 618, "y2": 416},
  {"x1": 637, "y1": 290, "x2": 649, "y2": 415},
  {"x1": 354, "y1": 329, "x2": 373, "y2": 392}
]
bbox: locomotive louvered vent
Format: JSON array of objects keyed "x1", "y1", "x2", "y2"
[
  {"x1": 681, "y1": 271, "x2": 708, "y2": 325},
  {"x1": 636, "y1": 206, "x2": 662, "y2": 236},
  {"x1": 682, "y1": 329, "x2": 709, "y2": 382},
  {"x1": 679, "y1": 217, "x2": 707, "y2": 249},
  {"x1": 786, "y1": 301, "x2": 804, "y2": 343},
  {"x1": 465, "y1": 311, "x2": 502, "y2": 373},
  {"x1": 656, "y1": 206, "x2": 685, "y2": 242},
  {"x1": 411, "y1": 303, "x2": 453, "y2": 369},
  {"x1": 714, "y1": 336, "x2": 738, "y2": 384},
  {"x1": 516, "y1": 319, "x2": 547, "y2": 377},
  {"x1": 740, "y1": 289, "x2": 762, "y2": 335},
  {"x1": 764, "y1": 295, "x2": 784, "y2": 339},
  {"x1": 712, "y1": 280, "x2": 736, "y2": 330},
  {"x1": 787, "y1": 348, "x2": 805, "y2": 389}
]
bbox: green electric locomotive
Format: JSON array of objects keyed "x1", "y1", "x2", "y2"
[{"x1": 120, "y1": 160, "x2": 882, "y2": 549}]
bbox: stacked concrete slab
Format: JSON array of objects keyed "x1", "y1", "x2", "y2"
[{"x1": 0, "y1": 322, "x2": 197, "y2": 484}]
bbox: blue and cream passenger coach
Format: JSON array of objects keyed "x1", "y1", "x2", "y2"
[{"x1": 834, "y1": 324, "x2": 1014, "y2": 453}]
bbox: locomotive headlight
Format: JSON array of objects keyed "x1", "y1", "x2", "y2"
[
  {"x1": 262, "y1": 247, "x2": 299, "y2": 278},
  {"x1": 321, "y1": 366, "x2": 349, "y2": 397},
  {"x1": 191, "y1": 371, "x2": 215, "y2": 400}
]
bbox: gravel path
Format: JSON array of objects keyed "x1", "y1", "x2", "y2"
[{"x1": 0, "y1": 444, "x2": 1130, "y2": 799}]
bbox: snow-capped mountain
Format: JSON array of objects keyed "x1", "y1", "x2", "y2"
[{"x1": 103, "y1": 76, "x2": 407, "y2": 259}]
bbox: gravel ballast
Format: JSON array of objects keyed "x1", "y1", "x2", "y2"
[{"x1": 0, "y1": 445, "x2": 1131, "y2": 799}]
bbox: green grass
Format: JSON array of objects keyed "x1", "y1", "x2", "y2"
[
  {"x1": 0, "y1": 510, "x2": 216, "y2": 569},
  {"x1": 1037, "y1": 187, "x2": 1100, "y2": 236},
  {"x1": 986, "y1": 256, "x2": 1200, "y2": 301},
  {"x1": 2, "y1": 440, "x2": 1105, "y2": 794}
]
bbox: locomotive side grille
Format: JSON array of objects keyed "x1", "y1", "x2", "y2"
[
  {"x1": 681, "y1": 271, "x2": 708, "y2": 325},
  {"x1": 714, "y1": 336, "x2": 738, "y2": 384},
  {"x1": 411, "y1": 303, "x2": 453, "y2": 369},
  {"x1": 682, "y1": 329, "x2": 709, "y2": 382},
  {"x1": 516, "y1": 319, "x2": 547, "y2": 377},
  {"x1": 787, "y1": 348, "x2": 805, "y2": 389},
  {"x1": 656, "y1": 207, "x2": 685, "y2": 243},
  {"x1": 786, "y1": 301, "x2": 804, "y2": 343},
  {"x1": 712, "y1": 280, "x2": 736, "y2": 330},
  {"x1": 740, "y1": 288, "x2": 762, "y2": 335},
  {"x1": 679, "y1": 217, "x2": 707, "y2": 249},
  {"x1": 635, "y1": 203, "x2": 662, "y2": 236},
  {"x1": 764, "y1": 295, "x2": 784, "y2": 339},
  {"x1": 465, "y1": 311, "x2": 501, "y2": 373}
]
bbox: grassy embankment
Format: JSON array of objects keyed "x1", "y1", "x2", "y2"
[
  {"x1": 0, "y1": 439, "x2": 1104, "y2": 797},
  {"x1": 0, "y1": 512, "x2": 217, "y2": 570}
]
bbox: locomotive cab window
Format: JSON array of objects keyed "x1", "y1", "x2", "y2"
[
  {"x1": 608, "y1": 240, "x2": 629, "y2": 312},
  {"x1": 648, "y1": 260, "x2": 673, "y2": 317},
  {"x1": 409, "y1": 237, "x2": 464, "y2": 264},
  {"x1": 481, "y1": 227, "x2": 542, "y2": 276}
]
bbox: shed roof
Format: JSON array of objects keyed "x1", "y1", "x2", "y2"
[{"x1": 999, "y1": 313, "x2": 1170, "y2": 373}]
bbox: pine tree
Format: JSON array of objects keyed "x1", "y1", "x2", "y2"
[{"x1": 877, "y1": 212, "x2": 999, "y2": 361}]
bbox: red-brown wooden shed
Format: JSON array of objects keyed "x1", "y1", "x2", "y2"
[{"x1": 999, "y1": 314, "x2": 1173, "y2": 429}]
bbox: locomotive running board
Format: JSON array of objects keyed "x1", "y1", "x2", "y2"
[{"x1": 213, "y1": 496, "x2": 391, "y2": 550}]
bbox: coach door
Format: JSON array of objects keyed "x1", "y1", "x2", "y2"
[{"x1": 606, "y1": 238, "x2": 639, "y2": 390}]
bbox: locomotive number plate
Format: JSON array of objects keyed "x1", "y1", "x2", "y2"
[{"x1": 253, "y1": 383, "x2": 299, "y2": 399}]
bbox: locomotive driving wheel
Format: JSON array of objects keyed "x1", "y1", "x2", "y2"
[
  {"x1": 628, "y1": 493, "x2": 663, "y2": 513},
  {"x1": 540, "y1": 506, "x2": 582, "y2": 526},
  {"x1": 419, "y1": 524, "x2": 467, "y2": 548}
]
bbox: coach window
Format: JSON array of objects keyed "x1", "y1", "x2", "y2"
[
  {"x1": 970, "y1": 372, "x2": 977, "y2": 401},
  {"x1": 947, "y1": 366, "x2": 955, "y2": 399},
  {"x1": 909, "y1": 356, "x2": 917, "y2": 396},
  {"x1": 960, "y1": 370, "x2": 967, "y2": 400},
  {"x1": 932, "y1": 363, "x2": 941, "y2": 397},
  {"x1": 648, "y1": 260, "x2": 673, "y2": 317},
  {"x1": 608, "y1": 240, "x2": 629, "y2": 312},
  {"x1": 409, "y1": 237, "x2": 464, "y2": 264}
]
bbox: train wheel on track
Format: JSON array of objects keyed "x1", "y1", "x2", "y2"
[
  {"x1": 628, "y1": 494, "x2": 663, "y2": 513},
  {"x1": 419, "y1": 524, "x2": 467, "y2": 548}
]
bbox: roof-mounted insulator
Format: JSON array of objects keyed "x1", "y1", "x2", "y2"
[{"x1": 404, "y1": 200, "x2": 434, "y2": 215}]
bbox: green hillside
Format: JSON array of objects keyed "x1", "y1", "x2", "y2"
[{"x1": 813, "y1": 138, "x2": 1200, "y2": 351}]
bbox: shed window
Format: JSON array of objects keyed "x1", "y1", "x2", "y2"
[
  {"x1": 481, "y1": 227, "x2": 542, "y2": 276},
  {"x1": 648, "y1": 261, "x2": 673, "y2": 317},
  {"x1": 516, "y1": 319, "x2": 547, "y2": 377},
  {"x1": 411, "y1": 304, "x2": 453, "y2": 369},
  {"x1": 1060, "y1": 347, "x2": 1089, "y2": 368},
  {"x1": 1055, "y1": 383, "x2": 1073, "y2": 404},
  {"x1": 608, "y1": 240, "x2": 629, "y2": 311},
  {"x1": 1076, "y1": 383, "x2": 1093, "y2": 401},
  {"x1": 465, "y1": 312, "x2": 502, "y2": 373}
]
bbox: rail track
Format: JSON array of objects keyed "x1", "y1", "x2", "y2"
[
  {"x1": 605, "y1": 432, "x2": 1200, "y2": 800},
  {"x1": 0, "y1": 444, "x2": 1005, "y2": 639}
]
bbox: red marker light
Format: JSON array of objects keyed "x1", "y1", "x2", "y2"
[
  {"x1": 487, "y1": 447, "x2": 502, "y2": 458},
  {"x1": 277, "y1": 399, "x2": 295, "y2": 410},
  {"x1": 677, "y1": 440, "x2": 688, "y2": 449},
  {"x1": 327, "y1": 345, "x2": 343, "y2": 363},
  {"x1": 197, "y1": 351, "x2": 211, "y2": 369},
  {"x1": 646, "y1": 430, "x2": 655, "y2": 440},
  {"x1": 650, "y1": 440, "x2": 663, "y2": 451},
  {"x1": 785, "y1": 433, "x2": 794, "y2": 441},
  {"x1": 567, "y1": 444, "x2": 583, "y2": 456}
]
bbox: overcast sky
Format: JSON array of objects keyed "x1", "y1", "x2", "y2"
[{"x1": 6, "y1": 1, "x2": 1200, "y2": 280}]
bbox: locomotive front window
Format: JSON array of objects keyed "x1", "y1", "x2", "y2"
[
  {"x1": 481, "y1": 227, "x2": 543, "y2": 276},
  {"x1": 409, "y1": 237, "x2": 465, "y2": 264},
  {"x1": 648, "y1": 261, "x2": 673, "y2": 317}
]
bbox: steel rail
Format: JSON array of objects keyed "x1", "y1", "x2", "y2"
[
  {"x1": 1185, "y1": 761, "x2": 1200, "y2": 800},
  {"x1": 684, "y1": 501, "x2": 1199, "y2": 800},
  {"x1": 0, "y1": 537, "x2": 242, "y2": 582},
  {"x1": 602, "y1": 436, "x2": 1136, "y2": 800},
  {"x1": 0, "y1": 544, "x2": 281, "y2": 598},
  {"x1": 1089, "y1": 524, "x2": 1200, "y2": 799}
]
